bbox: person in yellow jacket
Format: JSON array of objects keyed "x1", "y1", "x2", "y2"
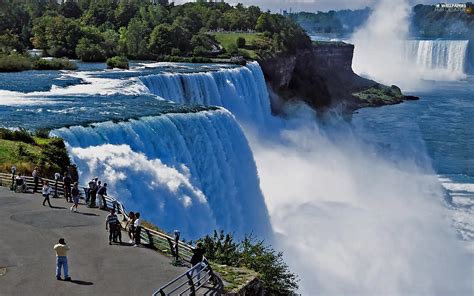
[{"x1": 54, "y1": 238, "x2": 71, "y2": 281}]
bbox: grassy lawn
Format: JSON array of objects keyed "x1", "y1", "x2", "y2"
[
  {"x1": 0, "y1": 138, "x2": 44, "y2": 174},
  {"x1": 210, "y1": 32, "x2": 262, "y2": 59}
]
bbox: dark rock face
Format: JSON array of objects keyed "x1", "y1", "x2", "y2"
[{"x1": 259, "y1": 43, "x2": 415, "y2": 113}]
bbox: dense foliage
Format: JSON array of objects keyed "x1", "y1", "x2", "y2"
[
  {"x1": 106, "y1": 55, "x2": 129, "y2": 69},
  {"x1": 289, "y1": 8, "x2": 371, "y2": 36},
  {"x1": 0, "y1": 128, "x2": 73, "y2": 178},
  {"x1": 411, "y1": 4, "x2": 474, "y2": 39},
  {"x1": 0, "y1": 0, "x2": 310, "y2": 61},
  {"x1": 201, "y1": 230, "x2": 299, "y2": 295}
]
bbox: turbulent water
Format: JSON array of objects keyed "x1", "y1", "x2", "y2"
[{"x1": 0, "y1": 59, "x2": 472, "y2": 294}]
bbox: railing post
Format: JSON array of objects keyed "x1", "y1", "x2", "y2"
[
  {"x1": 186, "y1": 271, "x2": 196, "y2": 296},
  {"x1": 159, "y1": 289, "x2": 166, "y2": 296}
]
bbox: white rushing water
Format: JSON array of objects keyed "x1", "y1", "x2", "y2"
[
  {"x1": 52, "y1": 110, "x2": 271, "y2": 239},
  {"x1": 404, "y1": 40, "x2": 469, "y2": 77},
  {"x1": 139, "y1": 62, "x2": 272, "y2": 124},
  {"x1": 50, "y1": 61, "x2": 471, "y2": 294}
]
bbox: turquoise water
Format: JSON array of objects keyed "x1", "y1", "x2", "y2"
[{"x1": 353, "y1": 76, "x2": 474, "y2": 240}]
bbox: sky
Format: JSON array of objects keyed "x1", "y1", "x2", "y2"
[{"x1": 173, "y1": 0, "x2": 462, "y2": 12}]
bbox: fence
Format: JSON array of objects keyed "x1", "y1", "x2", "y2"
[
  {"x1": 0, "y1": 171, "x2": 218, "y2": 295},
  {"x1": 153, "y1": 259, "x2": 217, "y2": 296}
]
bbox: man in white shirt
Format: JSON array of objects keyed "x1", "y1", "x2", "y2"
[{"x1": 53, "y1": 238, "x2": 71, "y2": 281}]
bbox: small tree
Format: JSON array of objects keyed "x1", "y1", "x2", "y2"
[{"x1": 236, "y1": 36, "x2": 246, "y2": 48}]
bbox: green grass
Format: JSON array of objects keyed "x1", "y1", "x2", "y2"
[
  {"x1": 0, "y1": 138, "x2": 43, "y2": 174},
  {"x1": 211, "y1": 264, "x2": 259, "y2": 293},
  {"x1": 353, "y1": 85, "x2": 404, "y2": 102},
  {"x1": 210, "y1": 32, "x2": 262, "y2": 59}
]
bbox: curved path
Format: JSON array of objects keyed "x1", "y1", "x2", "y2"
[{"x1": 0, "y1": 187, "x2": 187, "y2": 296}]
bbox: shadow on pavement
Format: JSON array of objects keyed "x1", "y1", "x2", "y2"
[
  {"x1": 69, "y1": 279, "x2": 94, "y2": 286},
  {"x1": 77, "y1": 212, "x2": 99, "y2": 216}
]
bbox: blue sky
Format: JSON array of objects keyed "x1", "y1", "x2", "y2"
[{"x1": 173, "y1": 0, "x2": 462, "y2": 12}]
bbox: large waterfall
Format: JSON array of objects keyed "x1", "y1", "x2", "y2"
[
  {"x1": 139, "y1": 62, "x2": 272, "y2": 124},
  {"x1": 52, "y1": 109, "x2": 271, "y2": 239},
  {"x1": 404, "y1": 40, "x2": 469, "y2": 76}
]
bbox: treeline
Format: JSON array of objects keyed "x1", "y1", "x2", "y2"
[
  {"x1": 289, "y1": 8, "x2": 371, "y2": 36},
  {"x1": 0, "y1": 0, "x2": 310, "y2": 61},
  {"x1": 411, "y1": 4, "x2": 474, "y2": 39}
]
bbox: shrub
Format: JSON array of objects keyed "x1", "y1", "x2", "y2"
[
  {"x1": 32, "y1": 58, "x2": 77, "y2": 70},
  {"x1": 0, "y1": 53, "x2": 32, "y2": 72},
  {"x1": 236, "y1": 37, "x2": 246, "y2": 48},
  {"x1": 106, "y1": 56, "x2": 129, "y2": 69},
  {"x1": 0, "y1": 128, "x2": 35, "y2": 144},
  {"x1": 201, "y1": 230, "x2": 299, "y2": 295}
]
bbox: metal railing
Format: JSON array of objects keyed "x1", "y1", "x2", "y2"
[
  {"x1": 0, "y1": 172, "x2": 70, "y2": 197},
  {"x1": 0, "y1": 172, "x2": 219, "y2": 295},
  {"x1": 153, "y1": 258, "x2": 217, "y2": 296}
]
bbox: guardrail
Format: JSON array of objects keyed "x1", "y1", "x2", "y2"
[
  {"x1": 153, "y1": 258, "x2": 217, "y2": 296},
  {"x1": 0, "y1": 171, "x2": 218, "y2": 295},
  {"x1": 0, "y1": 172, "x2": 69, "y2": 197}
]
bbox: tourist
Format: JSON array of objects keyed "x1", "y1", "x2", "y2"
[
  {"x1": 134, "y1": 212, "x2": 142, "y2": 247},
  {"x1": 54, "y1": 238, "x2": 71, "y2": 281},
  {"x1": 125, "y1": 211, "x2": 136, "y2": 244},
  {"x1": 106, "y1": 209, "x2": 119, "y2": 245},
  {"x1": 113, "y1": 218, "x2": 122, "y2": 244},
  {"x1": 173, "y1": 230, "x2": 180, "y2": 261},
  {"x1": 70, "y1": 182, "x2": 80, "y2": 212},
  {"x1": 10, "y1": 166, "x2": 16, "y2": 190},
  {"x1": 97, "y1": 182, "x2": 108, "y2": 210},
  {"x1": 88, "y1": 178, "x2": 98, "y2": 208},
  {"x1": 42, "y1": 181, "x2": 52, "y2": 207},
  {"x1": 15, "y1": 173, "x2": 27, "y2": 193},
  {"x1": 63, "y1": 172, "x2": 72, "y2": 202},
  {"x1": 190, "y1": 242, "x2": 206, "y2": 285},
  {"x1": 53, "y1": 172, "x2": 61, "y2": 198},
  {"x1": 32, "y1": 167, "x2": 39, "y2": 193}
]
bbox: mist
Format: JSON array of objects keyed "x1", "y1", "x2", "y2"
[
  {"x1": 245, "y1": 105, "x2": 472, "y2": 294},
  {"x1": 351, "y1": 0, "x2": 468, "y2": 90}
]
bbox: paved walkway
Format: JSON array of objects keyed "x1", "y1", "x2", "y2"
[{"x1": 0, "y1": 187, "x2": 187, "y2": 296}]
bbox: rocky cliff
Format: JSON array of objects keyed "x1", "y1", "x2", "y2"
[{"x1": 259, "y1": 42, "x2": 417, "y2": 113}]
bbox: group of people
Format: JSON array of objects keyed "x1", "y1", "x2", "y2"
[
  {"x1": 106, "y1": 210, "x2": 142, "y2": 247},
  {"x1": 85, "y1": 177, "x2": 108, "y2": 210}
]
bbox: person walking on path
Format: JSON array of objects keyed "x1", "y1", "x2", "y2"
[
  {"x1": 134, "y1": 212, "x2": 142, "y2": 247},
  {"x1": 106, "y1": 209, "x2": 119, "y2": 245},
  {"x1": 125, "y1": 211, "x2": 135, "y2": 244},
  {"x1": 63, "y1": 172, "x2": 72, "y2": 203},
  {"x1": 32, "y1": 167, "x2": 39, "y2": 193},
  {"x1": 190, "y1": 242, "x2": 206, "y2": 285},
  {"x1": 70, "y1": 182, "x2": 80, "y2": 212},
  {"x1": 54, "y1": 238, "x2": 71, "y2": 281},
  {"x1": 97, "y1": 183, "x2": 108, "y2": 210},
  {"x1": 42, "y1": 181, "x2": 53, "y2": 207}
]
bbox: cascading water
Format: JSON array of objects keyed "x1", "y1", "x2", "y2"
[
  {"x1": 404, "y1": 40, "x2": 469, "y2": 76},
  {"x1": 139, "y1": 62, "x2": 272, "y2": 124},
  {"x1": 52, "y1": 109, "x2": 271, "y2": 239}
]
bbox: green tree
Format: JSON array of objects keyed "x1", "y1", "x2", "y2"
[
  {"x1": 148, "y1": 23, "x2": 172, "y2": 55},
  {"x1": 31, "y1": 15, "x2": 81, "y2": 57},
  {"x1": 236, "y1": 36, "x2": 246, "y2": 48},
  {"x1": 124, "y1": 17, "x2": 150, "y2": 59}
]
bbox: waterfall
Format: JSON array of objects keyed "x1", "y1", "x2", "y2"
[
  {"x1": 52, "y1": 109, "x2": 271, "y2": 239},
  {"x1": 404, "y1": 40, "x2": 469, "y2": 76},
  {"x1": 139, "y1": 62, "x2": 272, "y2": 124}
]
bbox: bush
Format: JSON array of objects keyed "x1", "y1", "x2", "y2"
[
  {"x1": 0, "y1": 128, "x2": 35, "y2": 144},
  {"x1": 106, "y1": 56, "x2": 129, "y2": 69},
  {"x1": 201, "y1": 230, "x2": 299, "y2": 295},
  {"x1": 236, "y1": 37, "x2": 246, "y2": 48},
  {"x1": 0, "y1": 53, "x2": 32, "y2": 72},
  {"x1": 32, "y1": 58, "x2": 77, "y2": 70}
]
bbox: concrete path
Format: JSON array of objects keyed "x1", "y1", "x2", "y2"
[{"x1": 0, "y1": 187, "x2": 187, "y2": 296}]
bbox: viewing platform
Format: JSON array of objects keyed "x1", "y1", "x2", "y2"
[{"x1": 0, "y1": 187, "x2": 189, "y2": 296}]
